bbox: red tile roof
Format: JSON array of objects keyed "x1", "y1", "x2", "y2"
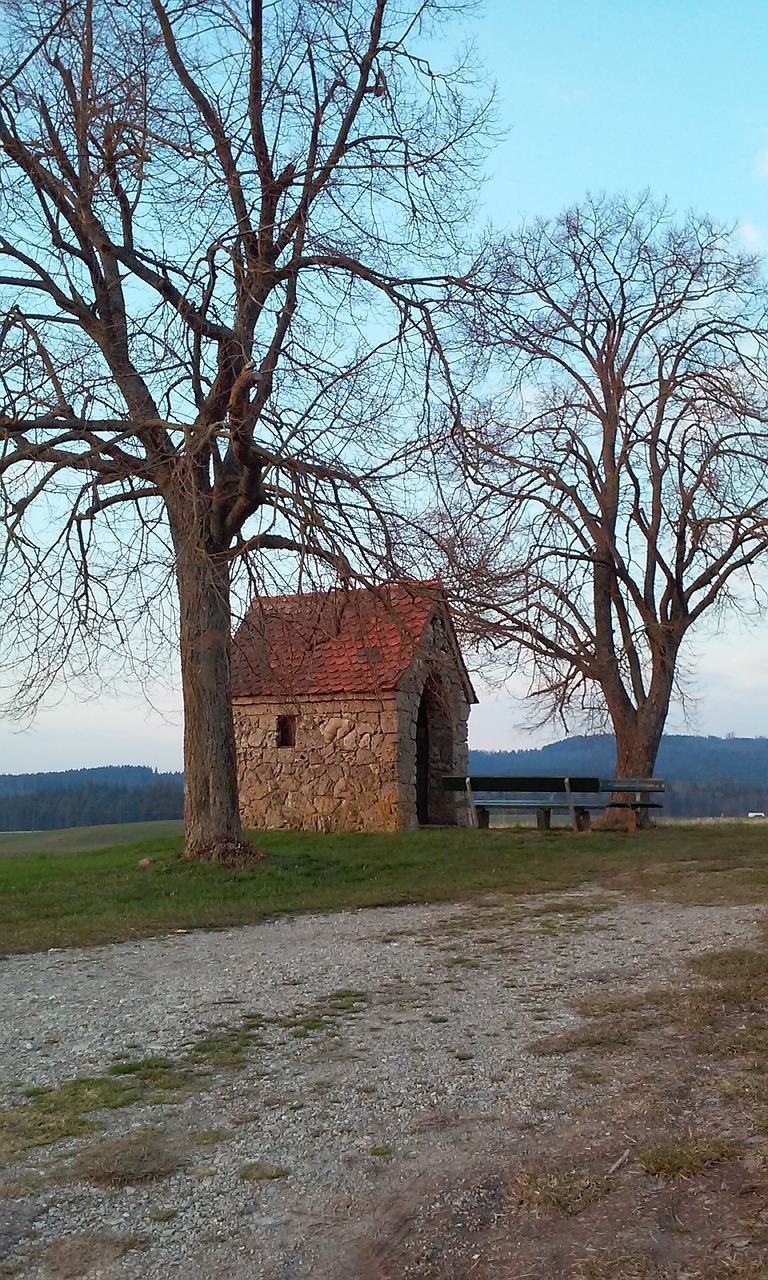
[{"x1": 232, "y1": 582, "x2": 474, "y2": 700}]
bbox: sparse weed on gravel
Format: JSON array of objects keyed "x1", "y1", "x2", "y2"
[
  {"x1": 0, "y1": 987, "x2": 370, "y2": 1169},
  {"x1": 148, "y1": 1207, "x2": 178, "y2": 1223},
  {"x1": 239, "y1": 1161, "x2": 290, "y2": 1182},
  {"x1": 0, "y1": 1074, "x2": 147, "y2": 1166}
]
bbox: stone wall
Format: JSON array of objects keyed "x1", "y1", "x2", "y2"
[{"x1": 234, "y1": 694, "x2": 402, "y2": 832}]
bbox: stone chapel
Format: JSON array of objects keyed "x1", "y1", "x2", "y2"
[{"x1": 231, "y1": 582, "x2": 477, "y2": 831}]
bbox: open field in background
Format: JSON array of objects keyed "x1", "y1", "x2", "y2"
[
  {"x1": 0, "y1": 820, "x2": 184, "y2": 857},
  {"x1": 2, "y1": 821, "x2": 768, "y2": 955}
]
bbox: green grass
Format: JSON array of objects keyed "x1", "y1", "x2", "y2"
[
  {"x1": 0, "y1": 820, "x2": 183, "y2": 858},
  {"x1": 3, "y1": 820, "x2": 768, "y2": 954}
]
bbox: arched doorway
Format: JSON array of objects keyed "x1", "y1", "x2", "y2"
[{"x1": 414, "y1": 676, "x2": 456, "y2": 825}]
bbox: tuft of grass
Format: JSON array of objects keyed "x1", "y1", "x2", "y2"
[
  {"x1": 529, "y1": 1023, "x2": 632, "y2": 1056},
  {"x1": 510, "y1": 1165, "x2": 611, "y2": 1217},
  {"x1": 570, "y1": 1065, "x2": 607, "y2": 1086},
  {"x1": 637, "y1": 1132, "x2": 738, "y2": 1178},
  {"x1": 6, "y1": 820, "x2": 768, "y2": 954},
  {"x1": 148, "y1": 1207, "x2": 177, "y2": 1223},
  {"x1": 368, "y1": 1145, "x2": 393, "y2": 1159},
  {"x1": 0, "y1": 1171, "x2": 47, "y2": 1198},
  {"x1": 194, "y1": 1128, "x2": 227, "y2": 1147},
  {"x1": 107, "y1": 1056, "x2": 174, "y2": 1076},
  {"x1": 689, "y1": 946, "x2": 768, "y2": 981},
  {"x1": 238, "y1": 1161, "x2": 290, "y2": 1182},
  {"x1": 186, "y1": 1024, "x2": 269, "y2": 1069},
  {"x1": 42, "y1": 1232, "x2": 147, "y2": 1279},
  {"x1": 713, "y1": 1025, "x2": 768, "y2": 1058},
  {"x1": 69, "y1": 1127, "x2": 187, "y2": 1185},
  {"x1": 572, "y1": 1252, "x2": 661, "y2": 1279}
]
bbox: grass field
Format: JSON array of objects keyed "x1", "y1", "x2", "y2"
[
  {"x1": 2, "y1": 820, "x2": 768, "y2": 955},
  {"x1": 0, "y1": 820, "x2": 184, "y2": 858}
]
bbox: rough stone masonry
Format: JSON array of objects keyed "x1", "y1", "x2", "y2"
[{"x1": 232, "y1": 583, "x2": 477, "y2": 832}]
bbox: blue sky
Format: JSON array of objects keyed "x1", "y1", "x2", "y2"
[{"x1": 2, "y1": 0, "x2": 768, "y2": 771}]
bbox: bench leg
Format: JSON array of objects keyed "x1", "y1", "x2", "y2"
[
  {"x1": 576, "y1": 807, "x2": 591, "y2": 832},
  {"x1": 536, "y1": 807, "x2": 551, "y2": 831},
  {"x1": 477, "y1": 806, "x2": 490, "y2": 830}
]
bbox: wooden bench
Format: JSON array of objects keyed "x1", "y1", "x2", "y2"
[{"x1": 441, "y1": 775, "x2": 665, "y2": 832}]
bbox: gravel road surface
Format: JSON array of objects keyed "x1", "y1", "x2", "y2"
[{"x1": 0, "y1": 889, "x2": 763, "y2": 1278}]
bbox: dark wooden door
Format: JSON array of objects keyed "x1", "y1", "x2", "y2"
[{"x1": 416, "y1": 693, "x2": 430, "y2": 824}]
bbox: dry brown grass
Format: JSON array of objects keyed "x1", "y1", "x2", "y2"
[
  {"x1": 69, "y1": 1128, "x2": 188, "y2": 1185},
  {"x1": 42, "y1": 1233, "x2": 147, "y2": 1279},
  {"x1": 509, "y1": 1165, "x2": 611, "y2": 1217},
  {"x1": 572, "y1": 1254, "x2": 662, "y2": 1280},
  {"x1": 238, "y1": 1160, "x2": 290, "y2": 1182},
  {"x1": 636, "y1": 1132, "x2": 738, "y2": 1178},
  {"x1": 529, "y1": 1020, "x2": 633, "y2": 1056}
]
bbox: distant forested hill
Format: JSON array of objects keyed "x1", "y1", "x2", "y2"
[
  {"x1": 468, "y1": 735, "x2": 768, "y2": 818},
  {"x1": 0, "y1": 767, "x2": 183, "y2": 830},
  {"x1": 0, "y1": 765, "x2": 170, "y2": 798}
]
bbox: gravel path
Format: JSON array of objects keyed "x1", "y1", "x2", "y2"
[{"x1": 0, "y1": 889, "x2": 763, "y2": 1278}]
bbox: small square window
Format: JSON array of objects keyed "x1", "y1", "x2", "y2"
[{"x1": 277, "y1": 714, "x2": 296, "y2": 748}]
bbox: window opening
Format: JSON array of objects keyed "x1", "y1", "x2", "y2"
[{"x1": 277, "y1": 714, "x2": 296, "y2": 748}]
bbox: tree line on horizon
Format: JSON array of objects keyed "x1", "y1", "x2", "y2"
[
  {"x1": 0, "y1": 764, "x2": 181, "y2": 799},
  {"x1": 3, "y1": 2, "x2": 768, "y2": 856},
  {"x1": 0, "y1": 777, "x2": 183, "y2": 831}
]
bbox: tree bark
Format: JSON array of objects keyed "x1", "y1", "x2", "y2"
[
  {"x1": 171, "y1": 515, "x2": 256, "y2": 863},
  {"x1": 612, "y1": 718, "x2": 664, "y2": 779},
  {"x1": 605, "y1": 659, "x2": 675, "y2": 827}
]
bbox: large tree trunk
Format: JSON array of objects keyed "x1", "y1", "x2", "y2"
[
  {"x1": 171, "y1": 517, "x2": 256, "y2": 863},
  {"x1": 612, "y1": 716, "x2": 664, "y2": 779},
  {"x1": 606, "y1": 661, "x2": 675, "y2": 827}
]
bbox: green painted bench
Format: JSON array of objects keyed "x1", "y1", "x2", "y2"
[{"x1": 441, "y1": 775, "x2": 665, "y2": 832}]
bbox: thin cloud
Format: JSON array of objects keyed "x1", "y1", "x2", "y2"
[{"x1": 738, "y1": 222, "x2": 768, "y2": 253}]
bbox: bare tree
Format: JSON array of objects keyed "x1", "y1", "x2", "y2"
[
  {"x1": 432, "y1": 195, "x2": 768, "y2": 779},
  {"x1": 0, "y1": 0, "x2": 489, "y2": 859}
]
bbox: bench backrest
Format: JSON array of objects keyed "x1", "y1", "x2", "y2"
[
  {"x1": 442, "y1": 775, "x2": 665, "y2": 795},
  {"x1": 442, "y1": 775, "x2": 600, "y2": 794}
]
